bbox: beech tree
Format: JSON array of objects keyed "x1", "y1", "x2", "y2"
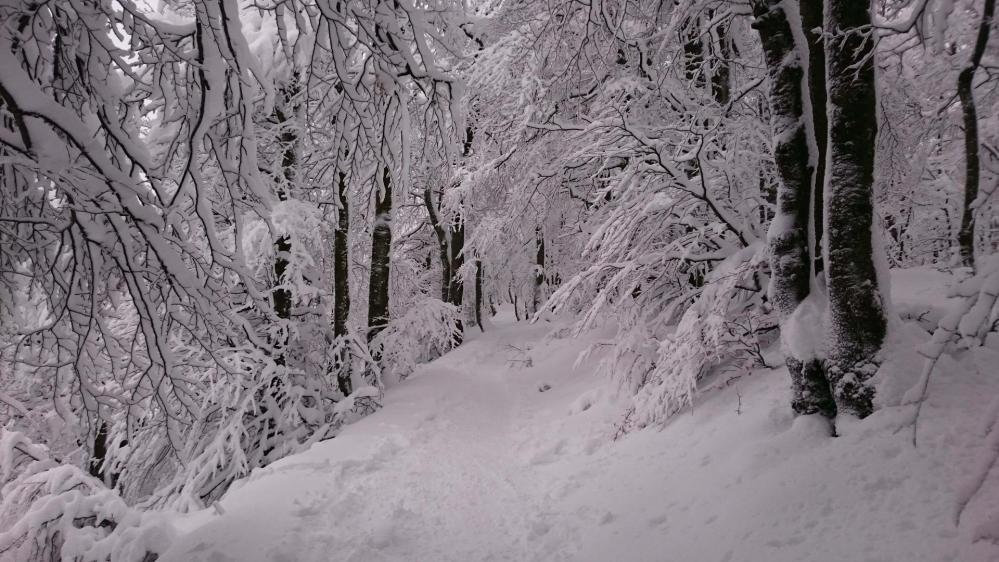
[
  {"x1": 957, "y1": 0, "x2": 996, "y2": 269},
  {"x1": 823, "y1": 0, "x2": 888, "y2": 418},
  {"x1": 752, "y1": 0, "x2": 836, "y2": 418}
]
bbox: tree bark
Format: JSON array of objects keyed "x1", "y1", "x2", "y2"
[
  {"x1": 475, "y1": 259, "x2": 484, "y2": 332},
  {"x1": 423, "y1": 186, "x2": 452, "y2": 302},
  {"x1": 422, "y1": 185, "x2": 464, "y2": 341},
  {"x1": 333, "y1": 169, "x2": 351, "y2": 395},
  {"x1": 682, "y1": 15, "x2": 706, "y2": 89},
  {"x1": 367, "y1": 167, "x2": 393, "y2": 343},
  {"x1": 957, "y1": 0, "x2": 995, "y2": 269},
  {"x1": 710, "y1": 18, "x2": 732, "y2": 105},
  {"x1": 510, "y1": 286, "x2": 520, "y2": 321},
  {"x1": 272, "y1": 79, "x2": 298, "y2": 364},
  {"x1": 88, "y1": 421, "x2": 118, "y2": 487},
  {"x1": 823, "y1": 0, "x2": 887, "y2": 418},
  {"x1": 449, "y1": 215, "x2": 465, "y2": 308},
  {"x1": 532, "y1": 227, "x2": 545, "y2": 315},
  {"x1": 799, "y1": 0, "x2": 828, "y2": 274},
  {"x1": 752, "y1": 0, "x2": 836, "y2": 418}
]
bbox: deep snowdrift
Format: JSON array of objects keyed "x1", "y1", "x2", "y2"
[{"x1": 161, "y1": 274, "x2": 999, "y2": 562}]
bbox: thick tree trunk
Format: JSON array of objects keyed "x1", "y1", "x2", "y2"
[
  {"x1": 823, "y1": 0, "x2": 887, "y2": 418},
  {"x1": 333, "y1": 170, "x2": 351, "y2": 395},
  {"x1": 367, "y1": 167, "x2": 392, "y2": 343},
  {"x1": 752, "y1": 0, "x2": 836, "y2": 418},
  {"x1": 957, "y1": 0, "x2": 995, "y2": 269}
]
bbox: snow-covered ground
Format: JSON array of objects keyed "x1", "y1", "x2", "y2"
[{"x1": 162, "y1": 276, "x2": 999, "y2": 562}]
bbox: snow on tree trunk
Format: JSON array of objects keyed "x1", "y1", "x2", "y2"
[
  {"x1": 272, "y1": 79, "x2": 300, "y2": 364},
  {"x1": 752, "y1": 0, "x2": 836, "y2": 418},
  {"x1": 957, "y1": 0, "x2": 995, "y2": 270},
  {"x1": 823, "y1": 0, "x2": 887, "y2": 418},
  {"x1": 422, "y1": 184, "x2": 464, "y2": 342},
  {"x1": 800, "y1": 0, "x2": 828, "y2": 274},
  {"x1": 368, "y1": 168, "x2": 393, "y2": 343},
  {"x1": 449, "y1": 215, "x2": 465, "y2": 310}
]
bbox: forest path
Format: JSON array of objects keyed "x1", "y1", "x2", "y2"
[
  {"x1": 161, "y1": 314, "x2": 601, "y2": 562},
  {"x1": 160, "y1": 302, "x2": 999, "y2": 562}
]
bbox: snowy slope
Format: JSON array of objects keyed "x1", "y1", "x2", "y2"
[{"x1": 161, "y1": 306, "x2": 999, "y2": 561}]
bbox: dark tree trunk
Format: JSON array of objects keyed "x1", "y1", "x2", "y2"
[
  {"x1": 449, "y1": 214, "x2": 465, "y2": 344},
  {"x1": 510, "y1": 286, "x2": 521, "y2": 321},
  {"x1": 681, "y1": 16, "x2": 706, "y2": 89},
  {"x1": 273, "y1": 236, "x2": 292, "y2": 326},
  {"x1": 333, "y1": 170, "x2": 351, "y2": 395},
  {"x1": 272, "y1": 80, "x2": 298, "y2": 364},
  {"x1": 367, "y1": 167, "x2": 393, "y2": 343},
  {"x1": 449, "y1": 215, "x2": 465, "y2": 308},
  {"x1": 957, "y1": 0, "x2": 995, "y2": 269},
  {"x1": 800, "y1": 0, "x2": 828, "y2": 274},
  {"x1": 422, "y1": 185, "x2": 464, "y2": 341},
  {"x1": 475, "y1": 259, "x2": 484, "y2": 332},
  {"x1": 88, "y1": 421, "x2": 118, "y2": 487},
  {"x1": 532, "y1": 227, "x2": 545, "y2": 315},
  {"x1": 823, "y1": 0, "x2": 887, "y2": 418},
  {"x1": 423, "y1": 187, "x2": 452, "y2": 303},
  {"x1": 450, "y1": 124, "x2": 473, "y2": 316},
  {"x1": 752, "y1": 0, "x2": 835, "y2": 419},
  {"x1": 710, "y1": 19, "x2": 732, "y2": 105}
]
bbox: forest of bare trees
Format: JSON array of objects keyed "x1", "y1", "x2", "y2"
[{"x1": 2, "y1": 0, "x2": 999, "y2": 559}]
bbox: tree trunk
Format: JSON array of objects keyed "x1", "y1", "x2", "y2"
[
  {"x1": 367, "y1": 167, "x2": 392, "y2": 343},
  {"x1": 422, "y1": 185, "x2": 464, "y2": 341},
  {"x1": 681, "y1": 15, "x2": 705, "y2": 89},
  {"x1": 88, "y1": 421, "x2": 118, "y2": 487},
  {"x1": 272, "y1": 79, "x2": 298, "y2": 364},
  {"x1": 510, "y1": 286, "x2": 520, "y2": 321},
  {"x1": 532, "y1": 227, "x2": 545, "y2": 315},
  {"x1": 800, "y1": 0, "x2": 828, "y2": 274},
  {"x1": 423, "y1": 186, "x2": 452, "y2": 303},
  {"x1": 710, "y1": 18, "x2": 732, "y2": 105},
  {"x1": 449, "y1": 215, "x2": 465, "y2": 308},
  {"x1": 449, "y1": 215, "x2": 465, "y2": 343},
  {"x1": 823, "y1": 0, "x2": 887, "y2": 418},
  {"x1": 957, "y1": 0, "x2": 995, "y2": 269},
  {"x1": 333, "y1": 169, "x2": 351, "y2": 395},
  {"x1": 475, "y1": 259, "x2": 484, "y2": 332},
  {"x1": 752, "y1": 0, "x2": 836, "y2": 418}
]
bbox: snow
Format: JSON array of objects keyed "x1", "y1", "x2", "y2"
[
  {"x1": 783, "y1": 293, "x2": 826, "y2": 361},
  {"x1": 160, "y1": 297, "x2": 999, "y2": 561},
  {"x1": 891, "y1": 266, "x2": 960, "y2": 330}
]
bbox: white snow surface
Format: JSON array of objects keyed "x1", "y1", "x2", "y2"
[{"x1": 162, "y1": 308, "x2": 999, "y2": 561}]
